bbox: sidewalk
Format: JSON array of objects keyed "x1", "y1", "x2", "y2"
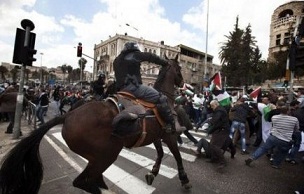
[{"x1": 0, "y1": 118, "x2": 34, "y2": 161}]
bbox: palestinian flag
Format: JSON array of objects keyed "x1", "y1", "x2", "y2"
[
  {"x1": 249, "y1": 86, "x2": 261, "y2": 99},
  {"x1": 209, "y1": 72, "x2": 222, "y2": 91},
  {"x1": 214, "y1": 91, "x2": 231, "y2": 107}
]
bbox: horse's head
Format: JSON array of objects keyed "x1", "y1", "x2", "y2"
[
  {"x1": 165, "y1": 54, "x2": 184, "y2": 88},
  {"x1": 154, "y1": 54, "x2": 184, "y2": 100}
]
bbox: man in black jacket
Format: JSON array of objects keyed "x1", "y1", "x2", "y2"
[
  {"x1": 286, "y1": 100, "x2": 304, "y2": 164},
  {"x1": 207, "y1": 99, "x2": 231, "y2": 170},
  {"x1": 91, "y1": 72, "x2": 106, "y2": 100},
  {"x1": 36, "y1": 89, "x2": 49, "y2": 125},
  {"x1": 113, "y1": 41, "x2": 185, "y2": 134},
  {"x1": 229, "y1": 96, "x2": 253, "y2": 154}
]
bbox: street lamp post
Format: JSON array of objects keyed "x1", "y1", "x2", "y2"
[
  {"x1": 204, "y1": 0, "x2": 209, "y2": 79},
  {"x1": 40, "y1": 52, "x2": 43, "y2": 84}
]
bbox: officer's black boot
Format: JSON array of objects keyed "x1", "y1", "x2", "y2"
[
  {"x1": 156, "y1": 94, "x2": 187, "y2": 133},
  {"x1": 157, "y1": 104, "x2": 185, "y2": 134}
]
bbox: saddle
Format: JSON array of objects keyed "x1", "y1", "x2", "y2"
[
  {"x1": 106, "y1": 91, "x2": 166, "y2": 147},
  {"x1": 108, "y1": 91, "x2": 165, "y2": 127}
]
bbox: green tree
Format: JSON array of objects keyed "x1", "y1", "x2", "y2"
[
  {"x1": 219, "y1": 16, "x2": 262, "y2": 86},
  {"x1": 32, "y1": 70, "x2": 39, "y2": 79},
  {"x1": 70, "y1": 68, "x2": 81, "y2": 82},
  {"x1": 61, "y1": 64, "x2": 68, "y2": 85},
  {"x1": 78, "y1": 58, "x2": 87, "y2": 71},
  {"x1": 219, "y1": 16, "x2": 244, "y2": 86},
  {"x1": 10, "y1": 67, "x2": 19, "y2": 82},
  {"x1": 241, "y1": 24, "x2": 257, "y2": 84},
  {"x1": 66, "y1": 65, "x2": 73, "y2": 83},
  {"x1": 78, "y1": 58, "x2": 87, "y2": 81},
  {"x1": 0, "y1": 65, "x2": 8, "y2": 82},
  {"x1": 24, "y1": 68, "x2": 31, "y2": 83}
]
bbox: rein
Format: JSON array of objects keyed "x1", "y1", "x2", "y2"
[{"x1": 154, "y1": 63, "x2": 177, "y2": 102}]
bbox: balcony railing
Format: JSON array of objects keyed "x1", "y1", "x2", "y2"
[{"x1": 273, "y1": 15, "x2": 297, "y2": 29}]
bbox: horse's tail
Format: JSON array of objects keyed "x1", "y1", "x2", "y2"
[{"x1": 0, "y1": 115, "x2": 66, "y2": 194}]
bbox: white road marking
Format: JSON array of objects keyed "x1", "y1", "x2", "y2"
[
  {"x1": 48, "y1": 133, "x2": 155, "y2": 194},
  {"x1": 145, "y1": 144, "x2": 196, "y2": 162}
]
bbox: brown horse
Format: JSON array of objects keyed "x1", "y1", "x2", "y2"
[{"x1": 0, "y1": 56, "x2": 192, "y2": 194}]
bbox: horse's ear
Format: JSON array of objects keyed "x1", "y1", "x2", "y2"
[
  {"x1": 164, "y1": 54, "x2": 168, "y2": 60},
  {"x1": 174, "y1": 54, "x2": 178, "y2": 62}
]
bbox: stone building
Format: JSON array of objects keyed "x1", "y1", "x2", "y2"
[
  {"x1": 93, "y1": 34, "x2": 221, "y2": 91},
  {"x1": 268, "y1": 0, "x2": 304, "y2": 62}
]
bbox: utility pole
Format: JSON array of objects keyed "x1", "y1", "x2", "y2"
[
  {"x1": 204, "y1": 0, "x2": 209, "y2": 80},
  {"x1": 287, "y1": 16, "x2": 302, "y2": 103},
  {"x1": 12, "y1": 19, "x2": 36, "y2": 139},
  {"x1": 40, "y1": 52, "x2": 43, "y2": 84}
]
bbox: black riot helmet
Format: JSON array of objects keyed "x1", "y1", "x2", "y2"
[
  {"x1": 122, "y1": 42, "x2": 140, "y2": 53},
  {"x1": 98, "y1": 72, "x2": 106, "y2": 79}
]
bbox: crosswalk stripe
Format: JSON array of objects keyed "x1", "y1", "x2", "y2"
[
  {"x1": 120, "y1": 149, "x2": 177, "y2": 178},
  {"x1": 188, "y1": 130, "x2": 208, "y2": 137},
  {"x1": 145, "y1": 144, "x2": 196, "y2": 162},
  {"x1": 52, "y1": 132, "x2": 178, "y2": 178},
  {"x1": 50, "y1": 132, "x2": 156, "y2": 194}
]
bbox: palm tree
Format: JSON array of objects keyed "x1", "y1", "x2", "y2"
[
  {"x1": 0, "y1": 66, "x2": 8, "y2": 82},
  {"x1": 32, "y1": 70, "x2": 39, "y2": 79},
  {"x1": 10, "y1": 67, "x2": 19, "y2": 82},
  {"x1": 41, "y1": 69, "x2": 49, "y2": 83},
  {"x1": 78, "y1": 58, "x2": 87, "y2": 81},
  {"x1": 24, "y1": 68, "x2": 31, "y2": 83},
  {"x1": 66, "y1": 65, "x2": 73, "y2": 83},
  {"x1": 61, "y1": 64, "x2": 68, "y2": 85}
]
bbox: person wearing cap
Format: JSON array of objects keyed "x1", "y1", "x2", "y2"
[
  {"x1": 229, "y1": 95, "x2": 253, "y2": 154},
  {"x1": 245, "y1": 103, "x2": 299, "y2": 169}
]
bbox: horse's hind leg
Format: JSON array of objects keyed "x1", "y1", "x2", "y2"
[
  {"x1": 145, "y1": 139, "x2": 164, "y2": 185},
  {"x1": 164, "y1": 135, "x2": 192, "y2": 190},
  {"x1": 73, "y1": 163, "x2": 102, "y2": 194}
]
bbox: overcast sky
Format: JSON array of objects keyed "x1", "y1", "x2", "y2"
[{"x1": 0, "y1": 0, "x2": 291, "y2": 72}]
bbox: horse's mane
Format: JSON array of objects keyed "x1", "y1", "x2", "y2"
[{"x1": 154, "y1": 65, "x2": 168, "y2": 91}]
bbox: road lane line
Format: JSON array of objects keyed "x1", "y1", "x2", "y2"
[
  {"x1": 52, "y1": 132, "x2": 177, "y2": 178},
  {"x1": 49, "y1": 133, "x2": 155, "y2": 194},
  {"x1": 145, "y1": 144, "x2": 196, "y2": 162},
  {"x1": 120, "y1": 149, "x2": 177, "y2": 178}
]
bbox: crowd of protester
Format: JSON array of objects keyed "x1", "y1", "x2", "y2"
[{"x1": 174, "y1": 85, "x2": 304, "y2": 170}]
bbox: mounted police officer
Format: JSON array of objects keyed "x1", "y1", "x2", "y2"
[
  {"x1": 91, "y1": 72, "x2": 106, "y2": 100},
  {"x1": 113, "y1": 41, "x2": 183, "y2": 134}
]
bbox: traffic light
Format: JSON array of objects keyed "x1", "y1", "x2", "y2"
[
  {"x1": 12, "y1": 28, "x2": 26, "y2": 65},
  {"x1": 24, "y1": 31, "x2": 37, "y2": 66},
  {"x1": 12, "y1": 28, "x2": 36, "y2": 66},
  {"x1": 77, "y1": 43, "x2": 82, "y2": 57}
]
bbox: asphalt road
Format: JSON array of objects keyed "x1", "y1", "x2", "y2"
[{"x1": 1, "y1": 100, "x2": 304, "y2": 194}]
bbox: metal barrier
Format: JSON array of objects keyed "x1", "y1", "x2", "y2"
[{"x1": 24, "y1": 101, "x2": 37, "y2": 129}]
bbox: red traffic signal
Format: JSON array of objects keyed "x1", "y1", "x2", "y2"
[{"x1": 77, "y1": 43, "x2": 82, "y2": 57}]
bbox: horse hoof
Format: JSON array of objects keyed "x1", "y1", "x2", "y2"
[
  {"x1": 182, "y1": 183, "x2": 192, "y2": 190},
  {"x1": 145, "y1": 172, "x2": 155, "y2": 185}
]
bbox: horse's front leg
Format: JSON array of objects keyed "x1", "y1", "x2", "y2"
[
  {"x1": 164, "y1": 134, "x2": 192, "y2": 190},
  {"x1": 145, "y1": 139, "x2": 163, "y2": 185}
]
